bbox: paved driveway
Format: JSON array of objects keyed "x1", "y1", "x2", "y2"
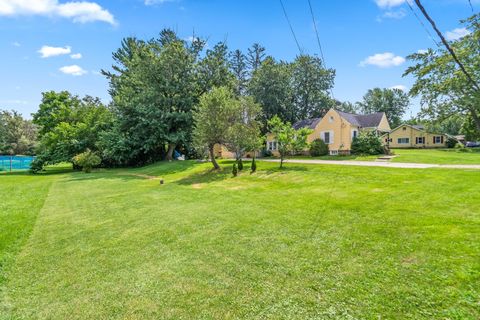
[{"x1": 260, "y1": 159, "x2": 480, "y2": 170}]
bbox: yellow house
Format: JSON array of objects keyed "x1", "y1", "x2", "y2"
[
  {"x1": 381, "y1": 124, "x2": 448, "y2": 149},
  {"x1": 266, "y1": 108, "x2": 391, "y2": 156}
]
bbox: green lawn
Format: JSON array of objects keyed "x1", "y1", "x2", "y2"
[
  {"x1": 391, "y1": 148, "x2": 480, "y2": 164},
  {"x1": 290, "y1": 154, "x2": 378, "y2": 161},
  {"x1": 1, "y1": 161, "x2": 479, "y2": 319}
]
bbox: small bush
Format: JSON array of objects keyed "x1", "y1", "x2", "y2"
[
  {"x1": 232, "y1": 162, "x2": 238, "y2": 177},
  {"x1": 455, "y1": 143, "x2": 471, "y2": 153},
  {"x1": 262, "y1": 149, "x2": 272, "y2": 157},
  {"x1": 251, "y1": 157, "x2": 257, "y2": 173},
  {"x1": 309, "y1": 139, "x2": 329, "y2": 157},
  {"x1": 30, "y1": 157, "x2": 46, "y2": 173},
  {"x1": 238, "y1": 159, "x2": 244, "y2": 171},
  {"x1": 73, "y1": 149, "x2": 101, "y2": 173},
  {"x1": 351, "y1": 132, "x2": 384, "y2": 155},
  {"x1": 446, "y1": 137, "x2": 457, "y2": 148}
]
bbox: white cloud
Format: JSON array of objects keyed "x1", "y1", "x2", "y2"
[
  {"x1": 375, "y1": 0, "x2": 407, "y2": 9},
  {"x1": 417, "y1": 49, "x2": 428, "y2": 54},
  {"x1": 12, "y1": 41, "x2": 21, "y2": 47},
  {"x1": 390, "y1": 85, "x2": 407, "y2": 91},
  {"x1": 144, "y1": 0, "x2": 177, "y2": 5},
  {"x1": 59, "y1": 65, "x2": 87, "y2": 76},
  {"x1": 382, "y1": 9, "x2": 406, "y2": 19},
  {"x1": 0, "y1": 0, "x2": 116, "y2": 25},
  {"x1": 360, "y1": 52, "x2": 406, "y2": 68},
  {"x1": 70, "y1": 53, "x2": 82, "y2": 59},
  {"x1": 445, "y1": 27, "x2": 471, "y2": 41},
  {"x1": 38, "y1": 45, "x2": 71, "y2": 58}
]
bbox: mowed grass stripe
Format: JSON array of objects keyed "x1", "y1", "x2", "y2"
[{"x1": 1, "y1": 161, "x2": 480, "y2": 319}]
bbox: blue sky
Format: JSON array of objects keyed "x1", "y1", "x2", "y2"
[{"x1": 0, "y1": 0, "x2": 477, "y2": 118}]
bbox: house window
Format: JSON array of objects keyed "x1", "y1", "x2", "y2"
[
  {"x1": 267, "y1": 141, "x2": 278, "y2": 151},
  {"x1": 403, "y1": 127, "x2": 407, "y2": 131},
  {"x1": 416, "y1": 137, "x2": 425, "y2": 144},
  {"x1": 434, "y1": 136, "x2": 443, "y2": 144},
  {"x1": 330, "y1": 150, "x2": 338, "y2": 156},
  {"x1": 398, "y1": 138, "x2": 410, "y2": 144},
  {"x1": 324, "y1": 132, "x2": 331, "y2": 144},
  {"x1": 352, "y1": 130, "x2": 358, "y2": 139},
  {"x1": 329, "y1": 116, "x2": 334, "y2": 123}
]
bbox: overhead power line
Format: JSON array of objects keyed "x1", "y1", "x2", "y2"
[
  {"x1": 307, "y1": 0, "x2": 326, "y2": 66},
  {"x1": 279, "y1": 0, "x2": 303, "y2": 54},
  {"x1": 413, "y1": 0, "x2": 480, "y2": 92},
  {"x1": 306, "y1": 0, "x2": 335, "y2": 100},
  {"x1": 468, "y1": 0, "x2": 474, "y2": 13},
  {"x1": 405, "y1": 0, "x2": 440, "y2": 47}
]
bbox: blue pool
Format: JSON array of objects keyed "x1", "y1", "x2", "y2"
[{"x1": 0, "y1": 156, "x2": 35, "y2": 171}]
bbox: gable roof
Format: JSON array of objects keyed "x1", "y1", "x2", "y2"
[
  {"x1": 292, "y1": 118, "x2": 322, "y2": 130},
  {"x1": 384, "y1": 124, "x2": 447, "y2": 136},
  {"x1": 336, "y1": 110, "x2": 386, "y2": 128}
]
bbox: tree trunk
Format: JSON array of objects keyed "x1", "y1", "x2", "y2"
[
  {"x1": 470, "y1": 108, "x2": 480, "y2": 133},
  {"x1": 166, "y1": 143, "x2": 176, "y2": 161},
  {"x1": 209, "y1": 145, "x2": 220, "y2": 170},
  {"x1": 280, "y1": 156, "x2": 284, "y2": 168}
]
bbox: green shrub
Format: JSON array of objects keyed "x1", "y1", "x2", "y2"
[
  {"x1": 251, "y1": 157, "x2": 257, "y2": 173},
  {"x1": 30, "y1": 156, "x2": 46, "y2": 173},
  {"x1": 309, "y1": 139, "x2": 329, "y2": 157},
  {"x1": 262, "y1": 149, "x2": 272, "y2": 157},
  {"x1": 446, "y1": 137, "x2": 457, "y2": 148},
  {"x1": 232, "y1": 162, "x2": 238, "y2": 177},
  {"x1": 72, "y1": 149, "x2": 101, "y2": 173},
  {"x1": 237, "y1": 159, "x2": 243, "y2": 171},
  {"x1": 351, "y1": 131, "x2": 384, "y2": 155},
  {"x1": 455, "y1": 143, "x2": 471, "y2": 153}
]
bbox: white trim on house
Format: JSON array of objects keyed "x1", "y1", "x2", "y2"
[
  {"x1": 351, "y1": 128, "x2": 359, "y2": 139},
  {"x1": 267, "y1": 141, "x2": 278, "y2": 151}
]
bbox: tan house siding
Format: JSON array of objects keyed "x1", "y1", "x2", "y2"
[
  {"x1": 382, "y1": 125, "x2": 447, "y2": 148},
  {"x1": 213, "y1": 144, "x2": 258, "y2": 159},
  {"x1": 377, "y1": 114, "x2": 391, "y2": 132},
  {"x1": 314, "y1": 109, "x2": 357, "y2": 154}
]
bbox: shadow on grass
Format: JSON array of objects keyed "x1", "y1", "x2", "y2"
[{"x1": 175, "y1": 167, "x2": 232, "y2": 186}]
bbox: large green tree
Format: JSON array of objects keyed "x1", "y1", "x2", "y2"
[
  {"x1": 0, "y1": 110, "x2": 38, "y2": 155},
  {"x1": 249, "y1": 57, "x2": 294, "y2": 128},
  {"x1": 32, "y1": 92, "x2": 112, "y2": 171},
  {"x1": 405, "y1": 14, "x2": 480, "y2": 135},
  {"x1": 230, "y1": 49, "x2": 248, "y2": 96},
  {"x1": 249, "y1": 55, "x2": 336, "y2": 130},
  {"x1": 103, "y1": 31, "x2": 201, "y2": 164},
  {"x1": 357, "y1": 88, "x2": 409, "y2": 128},
  {"x1": 291, "y1": 54, "x2": 335, "y2": 120},
  {"x1": 103, "y1": 30, "x2": 234, "y2": 165},
  {"x1": 193, "y1": 86, "x2": 239, "y2": 170},
  {"x1": 225, "y1": 96, "x2": 263, "y2": 161}
]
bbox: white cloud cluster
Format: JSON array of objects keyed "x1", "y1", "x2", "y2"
[
  {"x1": 59, "y1": 65, "x2": 87, "y2": 76},
  {"x1": 360, "y1": 52, "x2": 406, "y2": 68},
  {"x1": 0, "y1": 0, "x2": 116, "y2": 25},
  {"x1": 38, "y1": 45, "x2": 71, "y2": 58},
  {"x1": 70, "y1": 53, "x2": 82, "y2": 59},
  {"x1": 375, "y1": 0, "x2": 407, "y2": 9},
  {"x1": 445, "y1": 27, "x2": 471, "y2": 41},
  {"x1": 144, "y1": 0, "x2": 177, "y2": 5}
]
